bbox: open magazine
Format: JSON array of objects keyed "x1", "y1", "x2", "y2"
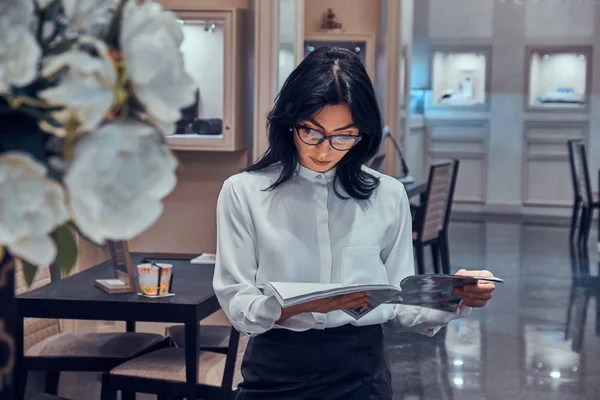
[{"x1": 259, "y1": 274, "x2": 504, "y2": 320}]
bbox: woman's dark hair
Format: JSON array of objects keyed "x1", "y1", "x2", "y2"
[{"x1": 246, "y1": 46, "x2": 382, "y2": 200}]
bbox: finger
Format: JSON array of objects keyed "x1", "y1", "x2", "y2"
[
  {"x1": 454, "y1": 269, "x2": 494, "y2": 277},
  {"x1": 460, "y1": 282, "x2": 495, "y2": 293},
  {"x1": 338, "y1": 292, "x2": 367, "y2": 301},
  {"x1": 462, "y1": 299, "x2": 487, "y2": 308},
  {"x1": 338, "y1": 295, "x2": 370, "y2": 307},
  {"x1": 455, "y1": 291, "x2": 492, "y2": 302}
]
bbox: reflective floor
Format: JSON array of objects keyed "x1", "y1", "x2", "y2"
[
  {"x1": 25, "y1": 218, "x2": 600, "y2": 399},
  {"x1": 384, "y1": 219, "x2": 600, "y2": 400}
]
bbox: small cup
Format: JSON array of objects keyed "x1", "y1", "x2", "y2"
[{"x1": 137, "y1": 263, "x2": 173, "y2": 296}]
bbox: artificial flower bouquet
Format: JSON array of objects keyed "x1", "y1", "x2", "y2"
[{"x1": 0, "y1": 0, "x2": 195, "y2": 282}]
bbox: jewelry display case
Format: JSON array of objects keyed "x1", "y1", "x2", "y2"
[
  {"x1": 526, "y1": 47, "x2": 592, "y2": 112},
  {"x1": 166, "y1": 9, "x2": 248, "y2": 151},
  {"x1": 430, "y1": 46, "x2": 491, "y2": 109}
]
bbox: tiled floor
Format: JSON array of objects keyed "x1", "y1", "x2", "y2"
[{"x1": 25, "y1": 218, "x2": 600, "y2": 399}]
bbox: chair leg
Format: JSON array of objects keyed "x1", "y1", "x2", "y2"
[
  {"x1": 596, "y1": 205, "x2": 600, "y2": 253},
  {"x1": 431, "y1": 242, "x2": 441, "y2": 274},
  {"x1": 100, "y1": 373, "x2": 117, "y2": 400},
  {"x1": 122, "y1": 392, "x2": 136, "y2": 400},
  {"x1": 44, "y1": 371, "x2": 60, "y2": 395},
  {"x1": 415, "y1": 243, "x2": 425, "y2": 274},
  {"x1": 18, "y1": 370, "x2": 28, "y2": 400},
  {"x1": 570, "y1": 199, "x2": 581, "y2": 245},
  {"x1": 440, "y1": 233, "x2": 451, "y2": 274},
  {"x1": 579, "y1": 207, "x2": 592, "y2": 253},
  {"x1": 221, "y1": 327, "x2": 241, "y2": 398}
]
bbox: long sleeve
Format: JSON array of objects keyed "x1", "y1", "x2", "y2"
[
  {"x1": 212, "y1": 179, "x2": 283, "y2": 336},
  {"x1": 381, "y1": 184, "x2": 470, "y2": 336}
]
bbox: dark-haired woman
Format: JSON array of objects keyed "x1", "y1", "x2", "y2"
[{"x1": 213, "y1": 46, "x2": 495, "y2": 400}]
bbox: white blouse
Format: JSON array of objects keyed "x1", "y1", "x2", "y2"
[{"x1": 213, "y1": 163, "x2": 469, "y2": 337}]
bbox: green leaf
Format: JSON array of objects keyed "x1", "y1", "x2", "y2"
[
  {"x1": 22, "y1": 259, "x2": 38, "y2": 287},
  {"x1": 46, "y1": 38, "x2": 78, "y2": 56},
  {"x1": 53, "y1": 225, "x2": 78, "y2": 277}
]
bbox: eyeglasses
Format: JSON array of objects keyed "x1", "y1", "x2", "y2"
[{"x1": 295, "y1": 125, "x2": 363, "y2": 151}]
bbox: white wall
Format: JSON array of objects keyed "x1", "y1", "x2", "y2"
[
  {"x1": 428, "y1": 0, "x2": 493, "y2": 38},
  {"x1": 410, "y1": 0, "x2": 600, "y2": 217},
  {"x1": 181, "y1": 21, "x2": 225, "y2": 119}
]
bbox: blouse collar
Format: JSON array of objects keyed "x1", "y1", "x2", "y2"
[{"x1": 296, "y1": 163, "x2": 337, "y2": 184}]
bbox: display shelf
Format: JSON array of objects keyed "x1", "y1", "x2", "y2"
[
  {"x1": 166, "y1": 8, "x2": 248, "y2": 151},
  {"x1": 429, "y1": 46, "x2": 492, "y2": 110},
  {"x1": 525, "y1": 46, "x2": 592, "y2": 112}
]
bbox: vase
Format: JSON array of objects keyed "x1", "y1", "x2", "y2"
[{"x1": 0, "y1": 255, "x2": 15, "y2": 399}]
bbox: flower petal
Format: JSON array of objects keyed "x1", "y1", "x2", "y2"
[{"x1": 9, "y1": 236, "x2": 57, "y2": 267}]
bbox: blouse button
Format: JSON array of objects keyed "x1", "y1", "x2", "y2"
[{"x1": 316, "y1": 174, "x2": 322, "y2": 179}]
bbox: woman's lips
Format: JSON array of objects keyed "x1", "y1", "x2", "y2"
[{"x1": 310, "y1": 157, "x2": 331, "y2": 166}]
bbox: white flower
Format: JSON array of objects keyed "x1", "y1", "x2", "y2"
[
  {"x1": 0, "y1": 0, "x2": 41, "y2": 94},
  {"x1": 38, "y1": 37, "x2": 116, "y2": 135},
  {"x1": 65, "y1": 121, "x2": 178, "y2": 243},
  {"x1": 0, "y1": 153, "x2": 69, "y2": 266},
  {"x1": 120, "y1": 1, "x2": 196, "y2": 136},
  {"x1": 61, "y1": 0, "x2": 116, "y2": 37},
  {"x1": 0, "y1": 0, "x2": 34, "y2": 26}
]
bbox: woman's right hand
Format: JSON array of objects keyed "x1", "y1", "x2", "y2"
[{"x1": 277, "y1": 292, "x2": 370, "y2": 323}]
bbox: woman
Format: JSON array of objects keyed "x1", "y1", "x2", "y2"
[{"x1": 213, "y1": 46, "x2": 495, "y2": 400}]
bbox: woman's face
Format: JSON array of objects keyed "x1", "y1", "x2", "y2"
[{"x1": 293, "y1": 103, "x2": 360, "y2": 173}]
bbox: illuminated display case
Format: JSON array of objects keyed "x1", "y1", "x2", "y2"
[
  {"x1": 526, "y1": 46, "x2": 592, "y2": 112},
  {"x1": 430, "y1": 46, "x2": 491, "y2": 109},
  {"x1": 166, "y1": 9, "x2": 248, "y2": 151}
]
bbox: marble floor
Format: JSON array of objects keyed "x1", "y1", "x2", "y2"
[
  {"x1": 25, "y1": 218, "x2": 600, "y2": 399},
  {"x1": 384, "y1": 218, "x2": 600, "y2": 400}
]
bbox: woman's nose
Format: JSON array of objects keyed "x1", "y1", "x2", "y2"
[{"x1": 316, "y1": 139, "x2": 332, "y2": 153}]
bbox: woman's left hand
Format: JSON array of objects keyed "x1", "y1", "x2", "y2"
[{"x1": 452, "y1": 269, "x2": 496, "y2": 308}]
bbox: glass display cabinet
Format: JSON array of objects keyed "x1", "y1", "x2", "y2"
[
  {"x1": 430, "y1": 46, "x2": 491, "y2": 109},
  {"x1": 303, "y1": 33, "x2": 376, "y2": 81},
  {"x1": 166, "y1": 9, "x2": 248, "y2": 151},
  {"x1": 526, "y1": 46, "x2": 592, "y2": 112}
]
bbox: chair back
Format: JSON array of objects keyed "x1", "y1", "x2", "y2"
[
  {"x1": 443, "y1": 159, "x2": 460, "y2": 231},
  {"x1": 568, "y1": 139, "x2": 593, "y2": 205},
  {"x1": 15, "y1": 262, "x2": 61, "y2": 352},
  {"x1": 418, "y1": 162, "x2": 454, "y2": 242},
  {"x1": 370, "y1": 154, "x2": 386, "y2": 172}
]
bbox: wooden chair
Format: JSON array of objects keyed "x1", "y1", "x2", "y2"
[
  {"x1": 166, "y1": 324, "x2": 241, "y2": 398},
  {"x1": 412, "y1": 160, "x2": 459, "y2": 275},
  {"x1": 23, "y1": 318, "x2": 168, "y2": 398},
  {"x1": 17, "y1": 264, "x2": 169, "y2": 400},
  {"x1": 100, "y1": 324, "x2": 245, "y2": 400},
  {"x1": 567, "y1": 139, "x2": 599, "y2": 253}
]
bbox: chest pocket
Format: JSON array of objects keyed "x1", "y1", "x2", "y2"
[{"x1": 340, "y1": 246, "x2": 388, "y2": 285}]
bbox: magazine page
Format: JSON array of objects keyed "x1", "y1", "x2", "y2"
[{"x1": 385, "y1": 274, "x2": 504, "y2": 313}]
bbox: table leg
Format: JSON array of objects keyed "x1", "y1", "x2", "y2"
[
  {"x1": 15, "y1": 303, "x2": 25, "y2": 400},
  {"x1": 184, "y1": 322, "x2": 199, "y2": 399},
  {"x1": 126, "y1": 321, "x2": 136, "y2": 332}
]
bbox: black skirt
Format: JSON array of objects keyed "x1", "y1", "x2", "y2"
[{"x1": 236, "y1": 324, "x2": 393, "y2": 400}]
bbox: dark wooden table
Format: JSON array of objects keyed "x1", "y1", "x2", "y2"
[{"x1": 15, "y1": 253, "x2": 218, "y2": 400}]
